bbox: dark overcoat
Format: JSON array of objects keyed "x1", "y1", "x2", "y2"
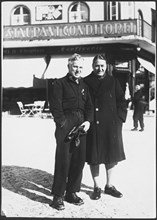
[
  {"x1": 133, "y1": 90, "x2": 147, "y2": 116},
  {"x1": 49, "y1": 74, "x2": 93, "y2": 126},
  {"x1": 84, "y1": 72, "x2": 128, "y2": 164},
  {"x1": 49, "y1": 74, "x2": 93, "y2": 196}
]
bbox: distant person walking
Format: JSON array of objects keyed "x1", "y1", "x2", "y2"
[{"x1": 131, "y1": 85, "x2": 147, "y2": 132}]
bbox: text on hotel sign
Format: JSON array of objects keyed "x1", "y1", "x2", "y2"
[{"x1": 4, "y1": 20, "x2": 137, "y2": 41}]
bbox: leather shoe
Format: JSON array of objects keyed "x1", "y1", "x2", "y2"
[
  {"x1": 91, "y1": 187, "x2": 101, "y2": 200},
  {"x1": 131, "y1": 128, "x2": 138, "y2": 131},
  {"x1": 50, "y1": 195, "x2": 65, "y2": 210},
  {"x1": 139, "y1": 128, "x2": 144, "y2": 131},
  {"x1": 65, "y1": 192, "x2": 84, "y2": 205},
  {"x1": 104, "y1": 185, "x2": 123, "y2": 198}
]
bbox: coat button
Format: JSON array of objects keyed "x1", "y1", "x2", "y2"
[
  {"x1": 96, "y1": 108, "x2": 99, "y2": 111},
  {"x1": 96, "y1": 121, "x2": 99, "y2": 124}
]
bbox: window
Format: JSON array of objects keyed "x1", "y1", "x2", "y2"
[
  {"x1": 111, "y1": 1, "x2": 116, "y2": 20},
  {"x1": 69, "y1": 2, "x2": 89, "y2": 23},
  {"x1": 151, "y1": 9, "x2": 156, "y2": 43},
  {"x1": 107, "y1": 1, "x2": 120, "y2": 20},
  {"x1": 11, "y1": 5, "x2": 30, "y2": 25},
  {"x1": 138, "y1": 10, "x2": 143, "y2": 37}
]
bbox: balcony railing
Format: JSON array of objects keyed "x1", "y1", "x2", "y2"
[{"x1": 137, "y1": 19, "x2": 152, "y2": 41}]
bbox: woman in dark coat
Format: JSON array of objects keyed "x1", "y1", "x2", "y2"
[{"x1": 84, "y1": 54, "x2": 128, "y2": 200}]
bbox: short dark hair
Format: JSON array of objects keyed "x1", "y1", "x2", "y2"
[{"x1": 92, "y1": 54, "x2": 107, "y2": 64}]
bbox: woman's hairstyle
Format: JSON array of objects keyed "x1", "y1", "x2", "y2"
[
  {"x1": 92, "y1": 54, "x2": 107, "y2": 64},
  {"x1": 68, "y1": 53, "x2": 84, "y2": 65}
]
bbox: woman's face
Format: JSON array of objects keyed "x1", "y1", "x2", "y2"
[{"x1": 93, "y1": 58, "x2": 107, "y2": 76}]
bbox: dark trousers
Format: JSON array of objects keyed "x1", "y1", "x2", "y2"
[
  {"x1": 133, "y1": 113, "x2": 144, "y2": 129},
  {"x1": 51, "y1": 111, "x2": 86, "y2": 197}
]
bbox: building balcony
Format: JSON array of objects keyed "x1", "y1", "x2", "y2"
[{"x1": 3, "y1": 19, "x2": 155, "y2": 55}]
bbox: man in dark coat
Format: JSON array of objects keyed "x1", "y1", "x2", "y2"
[
  {"x1": 49, "y1": 53, "x2": 93, "y2": 210},
  {"x1": 131, "y1": 85, "x2": 147, "y2": 131},
  {"x1": 84, "y1": 54, "x2": 127, "y2": 200}
]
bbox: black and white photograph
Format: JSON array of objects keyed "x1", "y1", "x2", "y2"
[{"x1": 1, "y1": 1, "x2": 156, "y2": 218}]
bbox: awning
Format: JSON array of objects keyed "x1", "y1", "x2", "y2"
[
  {"x1": 2, "y1": 58, "x2": 46, "y2": 88},
  {"x1": 33, "y1": 75, "x2": 47, "y2": 88},
  {"x1": 44, "y1": 56, "x2": 93, "y2": 78},
  {"x1": 43, "y1": 56, "x2": 69, "y2": 79},
  {"x1": 137, "y1": 57, "x2": 155, "y2": 74}
]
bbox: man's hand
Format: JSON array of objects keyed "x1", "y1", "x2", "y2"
[{"x1": 80, "y1": 121, "x2": 90, "y2": 132}]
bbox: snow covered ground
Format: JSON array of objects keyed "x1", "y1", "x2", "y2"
[{"x1": 1, "y1": 111, "x2": 156, "y2": 218}]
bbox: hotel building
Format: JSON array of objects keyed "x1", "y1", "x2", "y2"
[{"x1": 2, "y1": 1, "x2": 156, "y2": 114}]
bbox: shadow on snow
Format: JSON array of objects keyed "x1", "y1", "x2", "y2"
[{"x1": 2, "y1": 165, "x2": 93, "y2": 205}]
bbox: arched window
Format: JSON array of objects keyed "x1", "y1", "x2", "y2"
[
  {"x1": 11, "y1": 5, "x2": 30, "y2": 25},
  {"x1": 138, "y1": 10, "x2": 143, "y2": 37},
  {"x1": 69, "y1": 2, "x2": 89, "y2": 23}
]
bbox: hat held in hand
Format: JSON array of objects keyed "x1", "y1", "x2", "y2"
[{"x1": 64, "y1": 125, "x2": 87, "y2": 147}]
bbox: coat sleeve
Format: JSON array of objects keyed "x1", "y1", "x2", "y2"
[
  {"x1": 115, "y1": 79, "x2": 128, "y2": 123},
  {"x1": 49, "y1": 79, "x2": 66, "y2": 125}
]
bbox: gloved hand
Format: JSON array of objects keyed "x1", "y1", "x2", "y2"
[{"x1": 80, "y1": 121, "x2": 90, "y2": 132}]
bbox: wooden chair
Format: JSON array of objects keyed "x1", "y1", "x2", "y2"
[{"x1": 17, "y1": 101, "x2": 29, "y2": 117}]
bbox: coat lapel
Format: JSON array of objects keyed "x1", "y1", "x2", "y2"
[{"x1": 67, "y1": 76, "x2": 83, "y2": 97}]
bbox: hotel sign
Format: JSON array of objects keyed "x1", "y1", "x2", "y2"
[{"x1": 3, "y1": 20, "x2": 137, "y2": 41}]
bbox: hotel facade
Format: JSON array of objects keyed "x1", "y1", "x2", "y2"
[{"x1": 2, "y1": 1, "x2": 156, "y2": 114}]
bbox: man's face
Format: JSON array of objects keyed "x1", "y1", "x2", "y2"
[
  {"x1": 93, "y1": 59, "x2": 107, "y2": 76},
  {"x1": 68, "y1": 60, "x2": 84, "y2": 78}
]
